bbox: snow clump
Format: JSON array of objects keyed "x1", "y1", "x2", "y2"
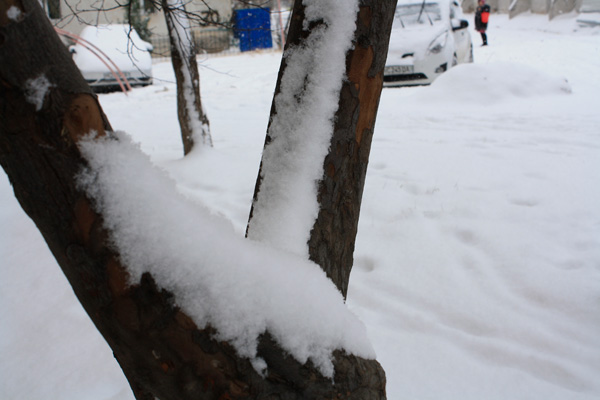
[
  {"x1": 24, "y1": 75, "x2": 54, "y2": 111},
  {"x1": 6, "y1": 6, "x2": 22, "y2": 21}
]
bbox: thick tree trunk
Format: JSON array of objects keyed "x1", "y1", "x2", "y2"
[
  {"x1": 247, "y1": 0, "x2": 397, "y2": 298},
  {"x1": 0, "y1": 0, "x2": 386, "y2": 399},
  {"x1": 162, "y1": 0, "x2": 212, "y2": 155}
]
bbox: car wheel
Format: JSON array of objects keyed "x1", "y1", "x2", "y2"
[{"x1": 452, "y1": 53, "x2": 458, "y2": 67}]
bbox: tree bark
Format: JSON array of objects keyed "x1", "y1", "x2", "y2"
[
  {"x1": 247, "y1": 0, "x2": 397, "y2": 299},
  {"x1": 162, "y1": 0, "x2": 212, "y2": 154},
  {"x1": 0, "y1": 0, "x2": 386, "y2": 399}
]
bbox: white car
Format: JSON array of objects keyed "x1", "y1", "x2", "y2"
[
  {"x1": 384, "y1": 0, "x2": 473, "y2": 87},
  {"x1": 70, "y1": 25, "x2": 153, "y2": 91}
]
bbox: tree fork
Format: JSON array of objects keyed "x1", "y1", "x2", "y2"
[{"x1": 0, "y1": 0, "x2": 386, "y2": 398}]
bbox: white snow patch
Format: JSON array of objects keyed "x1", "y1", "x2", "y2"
[
  {"x1": 247, "y1": 0, "x2": 360, "y2": 256},
  {"x1": 6, "y1": 6, "x2": 21, "y2": 21},
  {"x1": 75, "y1": 131, "x2": 375, "y2": 378},
  {"x1": 24, "y1": 75, "x2": 53, "y2": 111}
]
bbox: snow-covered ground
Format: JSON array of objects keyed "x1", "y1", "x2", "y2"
[{"x1": 1, "y1": 12, "x2": 599, "y2": 400}]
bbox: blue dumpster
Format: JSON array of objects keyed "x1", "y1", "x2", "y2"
[{"x1": 234, "y1": 8, "x2": 273, "y2": 52}]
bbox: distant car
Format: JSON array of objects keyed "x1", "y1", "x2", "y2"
[
  {"x1": 70, "y1": 24, "x2": 153, "y2": 91},
  {"x1": 384, "y1": 0, "x2": 473, "y2": 87}
]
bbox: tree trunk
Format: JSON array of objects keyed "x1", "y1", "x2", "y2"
[
  {"x1": 247, "y1": 0, "x2": 397, "y2": 299},
  {"x1": 162, "y1": 0, "x2": 212, "y2": 155},
  {"x1": 0, "y1": 0, "x2": 387, "y2": 399}
]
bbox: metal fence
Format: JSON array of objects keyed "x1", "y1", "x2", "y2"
[
  {"x1": 150, "y1": 8, "x2": 290, "y2": 60},
  {"x1": 150, "y1": 27, "x2": 287, "y2": 60},
  {"x1": 150, "y1": 28, "x2": 240, "y2": 59}
]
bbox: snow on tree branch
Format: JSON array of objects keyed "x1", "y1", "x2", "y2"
[
  {"x1": 76, "y1": 131, "x2": 375, "y2": 378},
  {"x1": 247, "y1": 0, "x2": 360, "y2": 256}
]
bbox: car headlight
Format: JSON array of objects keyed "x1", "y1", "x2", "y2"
[{"x1": 428, "y1": 31, "x2": 448, "y2": 54}]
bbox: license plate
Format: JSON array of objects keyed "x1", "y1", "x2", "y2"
[
  {"x1": 385, "y1": 65, "x2": 414, "y2": 74},
  {"x1": 103, "y1": 71, "x2": 131, "y2": 79}
]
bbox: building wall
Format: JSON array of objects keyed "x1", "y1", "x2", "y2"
[
  {"x1": 463, "y1": 0, "x2": 584, "y2": 15},
  {"x1": 48, "y1": 0, "x2": 232, "y2": 37},
  {"x1": 463, "y1": 0, "x2": 521, "y2": 13},
  {"x1": 531, "y1": 0, "x2": 550, "y2": 13},
  {"x1": 50, "y1": 0, "x2": 124, "y2": 35}
]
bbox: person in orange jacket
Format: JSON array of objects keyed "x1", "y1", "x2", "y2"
[{"x1": 475, "y1": 0, "x2": 491, "y2": 46}]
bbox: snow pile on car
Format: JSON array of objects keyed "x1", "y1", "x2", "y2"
[{"x1": 72, "y1": 24, "x2": 152, "y2": 76}]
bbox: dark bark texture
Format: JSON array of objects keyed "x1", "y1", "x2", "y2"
[
  {"x1": 0, "y1": 0, "x2": 387, "y2": 399},
  {"x1": 161, "y1": 0, "x2": 212, "y2": 154},
  {"x1": 248, "y1": 0, "x2": 398, "y2": 299}
]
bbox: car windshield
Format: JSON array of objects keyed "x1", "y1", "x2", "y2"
[{"x1": 395, "y1": 2, "x2": 443, "y2": 27}]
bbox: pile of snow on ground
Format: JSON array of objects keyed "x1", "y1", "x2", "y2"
[{"x1": 414, "y1": 62, "x2": 572, "y2": 105}]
